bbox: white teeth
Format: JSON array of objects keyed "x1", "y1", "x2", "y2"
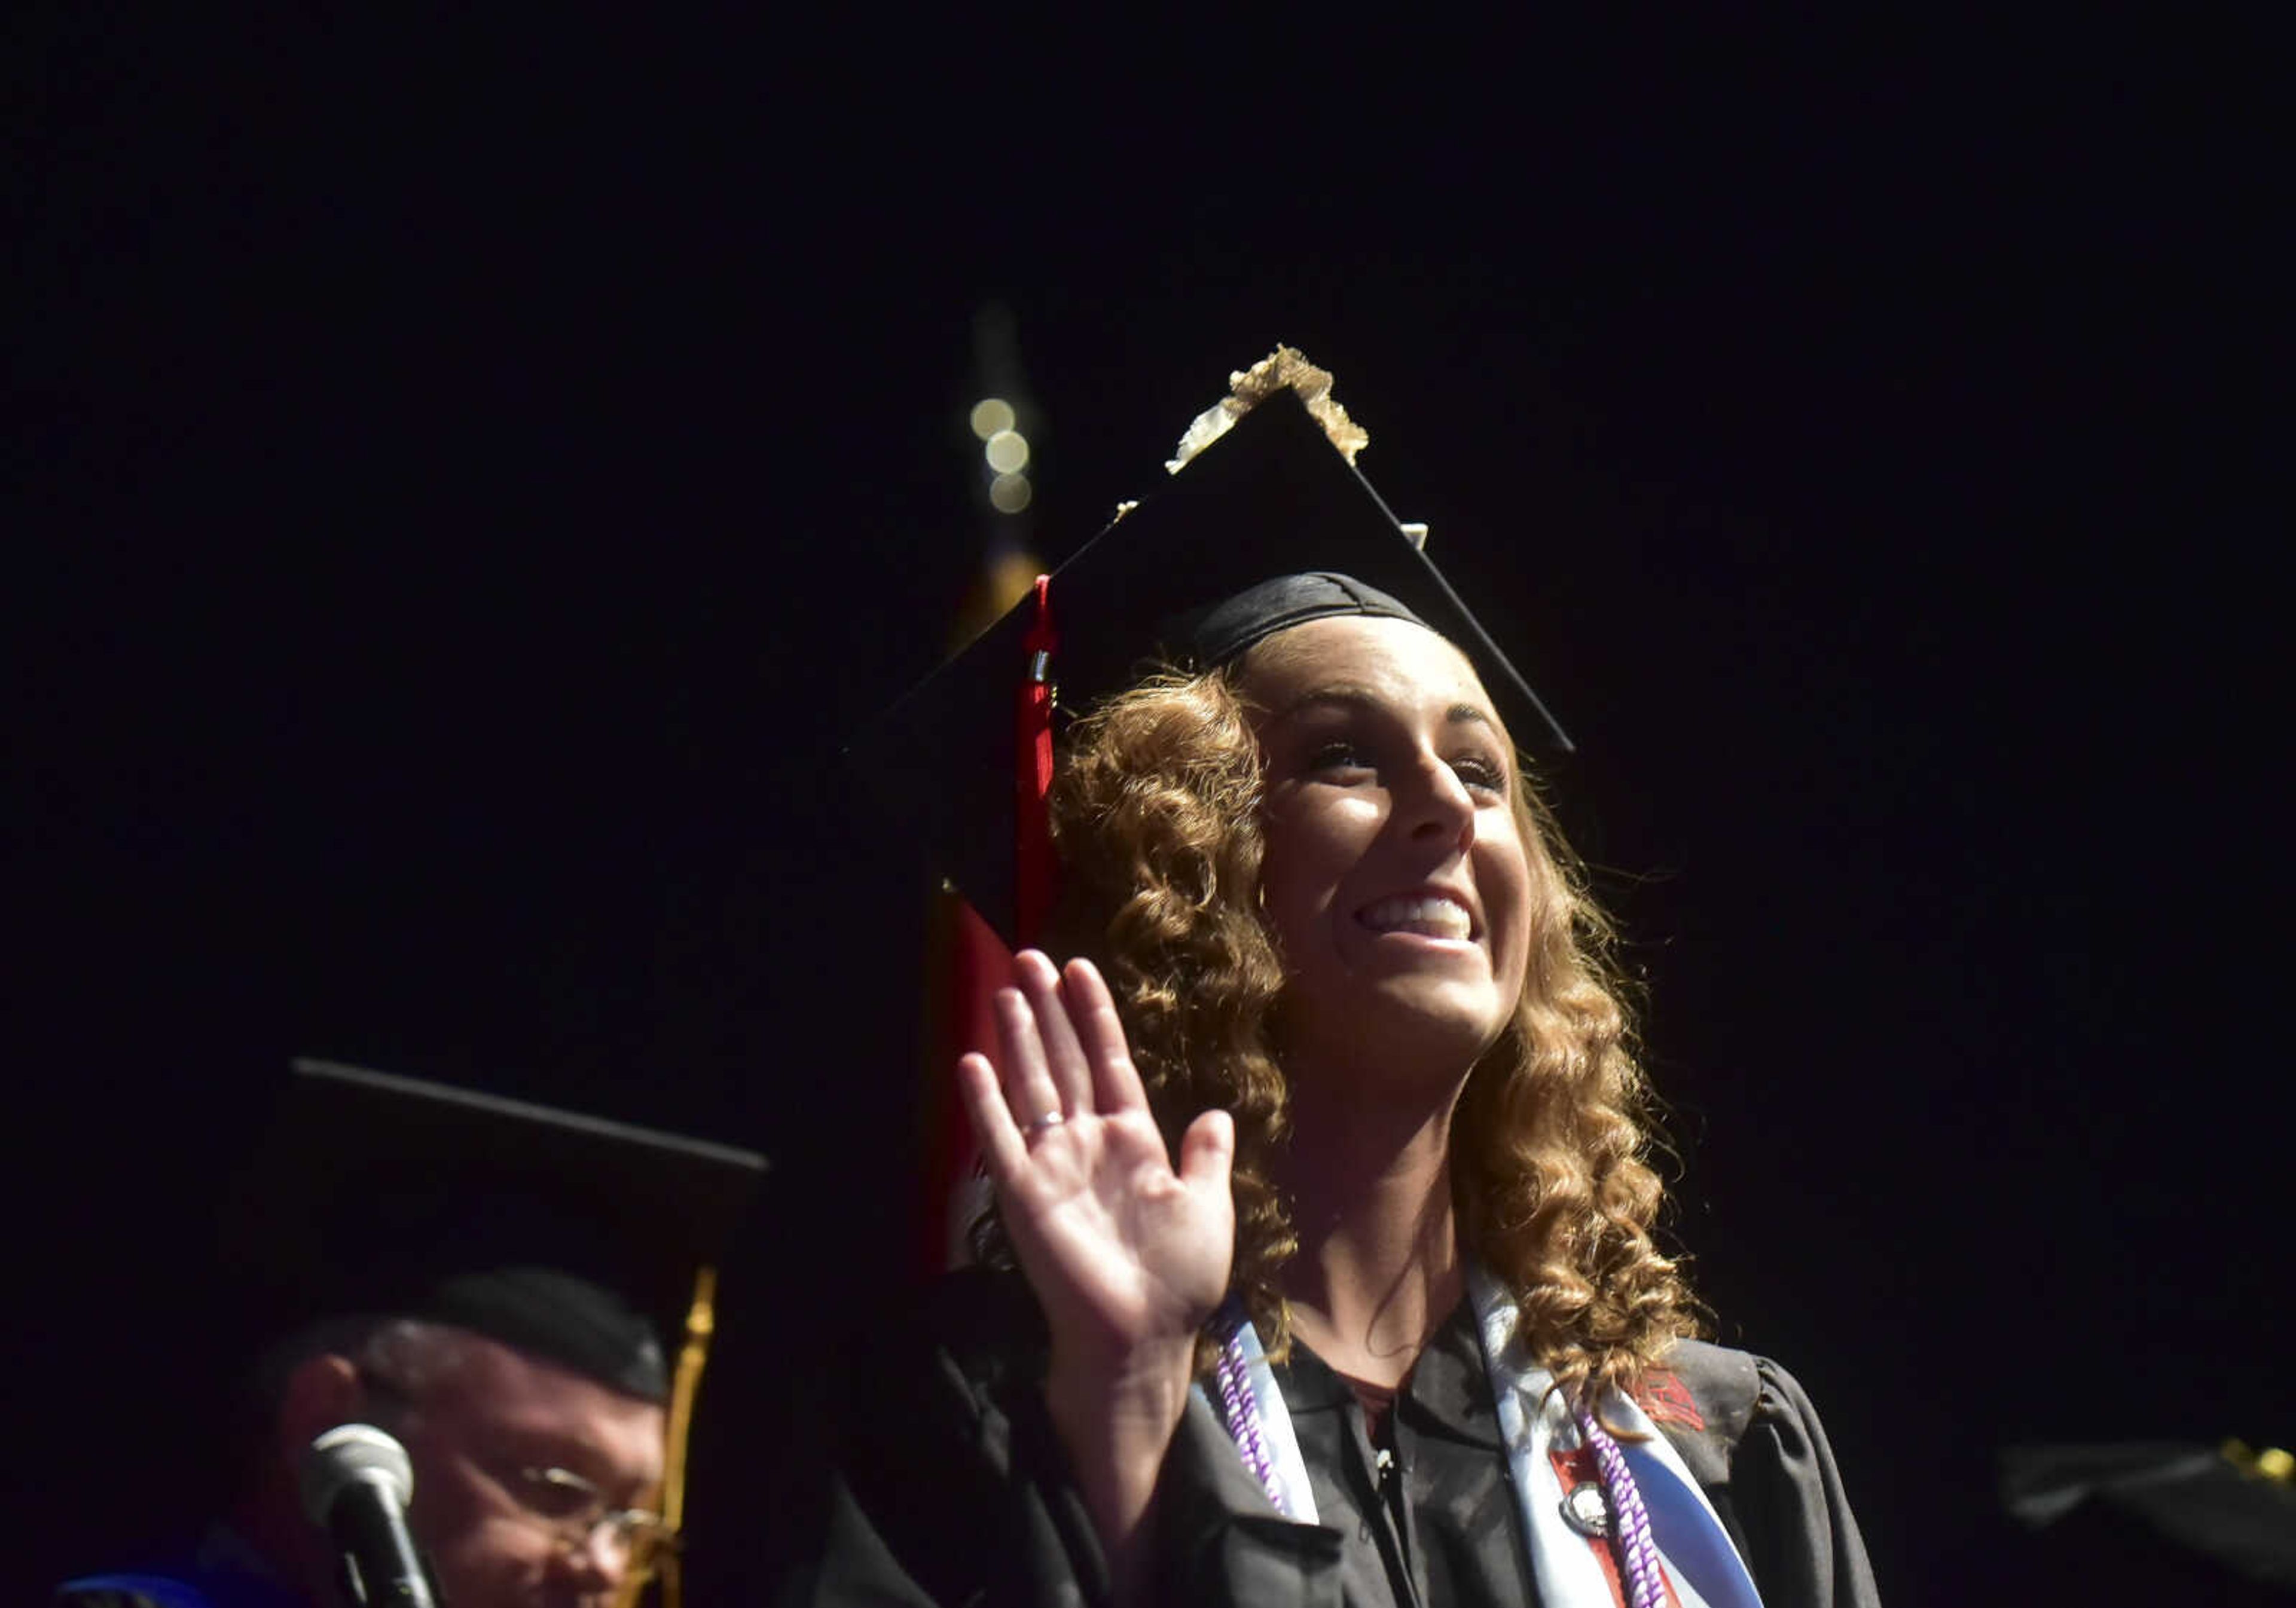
[{"x1": 1358, "y1": 894, "x2": 1472, "y2": 940}]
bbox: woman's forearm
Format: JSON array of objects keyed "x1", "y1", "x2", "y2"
[{"x1": 1042, "y1": 1335, "x2": 1197, "y2": 1597}]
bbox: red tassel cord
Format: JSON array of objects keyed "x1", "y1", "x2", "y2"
[{"x1": 1014, "y1": 573, "x2": 1058, "y2": 946}]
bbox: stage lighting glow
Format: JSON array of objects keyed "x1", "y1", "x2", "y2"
[
  {"x1": 970, "y1": 398, "x2": 1016, "y2": 439},
  {"x1": 984, "y1": 429, "x2": 1030, "y2": 474},
  {"x1": 990, "y1": 471, "x2": 1033, "y2": 513}
]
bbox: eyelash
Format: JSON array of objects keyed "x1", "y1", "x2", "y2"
[
  {"x1": 1452, "y1": 756, "x2": 1509, "y2": 794},
  {"x1": 1305, "y1": 742, "x2": 1509, "y2": 795}
]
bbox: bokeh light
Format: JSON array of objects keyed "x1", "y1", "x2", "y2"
[
  {"x1": 989, "y1": 471, "x2": 1033, "y2": 513},
  {"x1": 984, "y1": 429, "x2": 1030, "y2": 474}
]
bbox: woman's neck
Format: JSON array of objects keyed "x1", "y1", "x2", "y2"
[{"x1": 1278, "y1": 1077, "x2": 1465, "y2": 1389}]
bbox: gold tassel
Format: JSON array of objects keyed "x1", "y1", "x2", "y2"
[
  {"x1": 2223, "y1": 1438, "x2": 2295, "y2": 1483},
  {"x1": 615, "y1": 1265, "x2": 717, "y2": 1608}
]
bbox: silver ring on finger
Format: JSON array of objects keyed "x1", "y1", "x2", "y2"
[{"x1": 1022, "y1": 1109, "x2": 1066, "y2": 1137}]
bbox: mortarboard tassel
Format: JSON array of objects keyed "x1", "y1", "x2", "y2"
[
  {"x1": 613, "y1": 1265, "x2": 717, "y2": 1608},
  {"x1": 911, "y1": 576, "x2": 1058, "y2": 1278},
  {"x1": 1014, "y1": 573, "x2": 1058, "y2": 945}
]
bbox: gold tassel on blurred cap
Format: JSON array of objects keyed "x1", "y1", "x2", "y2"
[{"x1": 615, "y1": 1267, "x2": 718, "y2": 1608}]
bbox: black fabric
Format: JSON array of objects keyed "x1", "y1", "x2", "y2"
[
  {"x1": 2002, "y1": 1441, "x2": 2296, "y2": 1586},
  {"x1": 1172, "y1": 573, "x2": 1428, "y2": 671},
  {"x1": 790, "y1": 1271, "x2": 1880, "y2": 1608},
  {"x1": 1272, "y1": 1303, "x2": 1527, "y2": 1605},
  {"x1": 422, "y1": 1266, "x2": 668, "y2": 1404}
]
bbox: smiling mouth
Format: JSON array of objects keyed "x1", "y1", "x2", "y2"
[{"x1": 1357, "y1": 893, "x2": 1475, "y2": 942}]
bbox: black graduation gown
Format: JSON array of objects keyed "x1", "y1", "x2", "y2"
[{"x1": 792, "y1": 1271, "x2": 1880, "y2": 1607}]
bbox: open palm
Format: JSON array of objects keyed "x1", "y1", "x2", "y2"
[{"x1": 957, "y1": 951, "x2": 1234, "y2": 1365}]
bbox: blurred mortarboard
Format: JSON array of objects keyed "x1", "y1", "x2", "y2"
[
  {"x1": 234, "y1": 1059, "x2": 768, "y2": 1405},
  {"x1": 855, "y1": 347, "x2": 1574, "y2": 946},
  {"x1": 2002, "y1": 1439, "x2": 2296, "y2": 1589}
]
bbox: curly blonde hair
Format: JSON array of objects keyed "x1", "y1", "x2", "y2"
[{"x1": 1045, "y1": 653, "x2": 1703, "y2": 1407}]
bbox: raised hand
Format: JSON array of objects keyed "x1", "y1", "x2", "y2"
[
  {"x1": 955, "y1": 950, "x2": 1234, "y2": 1565},
  {"x1": 957, "y1": 950, "x2": 1235, "y2": 1367}
]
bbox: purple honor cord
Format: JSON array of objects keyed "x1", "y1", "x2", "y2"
[
  {"x1": 1211, "y1": 1306, "x2": 1286, "y2": 1509},
  {"x1": 1575, "y1": 1408, "x2": 1665, "y2": 1608}
]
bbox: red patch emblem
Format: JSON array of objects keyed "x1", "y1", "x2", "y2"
[{"x1": 1637, "y1": 1370, "x2": 1706, "y2": 1431}]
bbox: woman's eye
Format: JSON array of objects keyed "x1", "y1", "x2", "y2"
[
  {"x1": 1307, "y1": 741, "x2": 1368, "y2": 772},
  {"x1": 1454, "y1": 756, "x2": 1509, "y2": 794}
]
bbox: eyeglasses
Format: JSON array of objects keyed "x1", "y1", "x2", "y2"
[
  {"x1": 351, "y1": 1365, "x2": 673, "y2": 1567},
  {"x1": 500, "y1": 1464, "x2": 673, "y2": 1564}
]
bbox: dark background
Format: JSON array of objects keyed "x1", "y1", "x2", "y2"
[{"x1": 9, "y1": 11, "x2": 2282, "y2": 1603}]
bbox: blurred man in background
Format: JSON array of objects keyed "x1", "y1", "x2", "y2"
[{"x1": 56, "y1": 1062, "x2": 764, "y2": 1608}]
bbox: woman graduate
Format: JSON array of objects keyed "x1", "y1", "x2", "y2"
[{"x1": 813, "y1": 350, "x2": 1878, "y2": 1607}]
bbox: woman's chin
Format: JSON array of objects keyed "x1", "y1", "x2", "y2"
[{"x1": 1283, "y1": 980, "x2": 1511, "y2": 1089}]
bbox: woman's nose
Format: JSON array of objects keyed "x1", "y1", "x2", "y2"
[{"x1": 1403, "y1": 755, "x2": 1477, "y2": 851}]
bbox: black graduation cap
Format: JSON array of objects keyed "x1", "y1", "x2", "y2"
[
  {"x1": 238, "y1": 1059, "x2": 767, "y2": 1404},
  {"x1": 2003, "y1": 1439, "x2": 2296, "y2": 1590},
  {"x1": 857, "y1": 359, "x2": 1574, "y2": 945}
]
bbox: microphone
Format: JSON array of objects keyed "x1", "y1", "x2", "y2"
[{"x1": 298, "y1": 1424, "x2": 439, "y2": 1608}]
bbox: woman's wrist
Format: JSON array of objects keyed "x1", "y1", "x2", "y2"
[
  {"x1": 1042, "y1": 1334, "x2": 1197, "y2": 1568},
  {"x1": 1045, "y1": 1334, "x2": 1195, "y2": 1432}
]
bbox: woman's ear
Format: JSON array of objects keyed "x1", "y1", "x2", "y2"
[{"x1": 274, "y1": 1352, "x2": 367, "y2": 1471}]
